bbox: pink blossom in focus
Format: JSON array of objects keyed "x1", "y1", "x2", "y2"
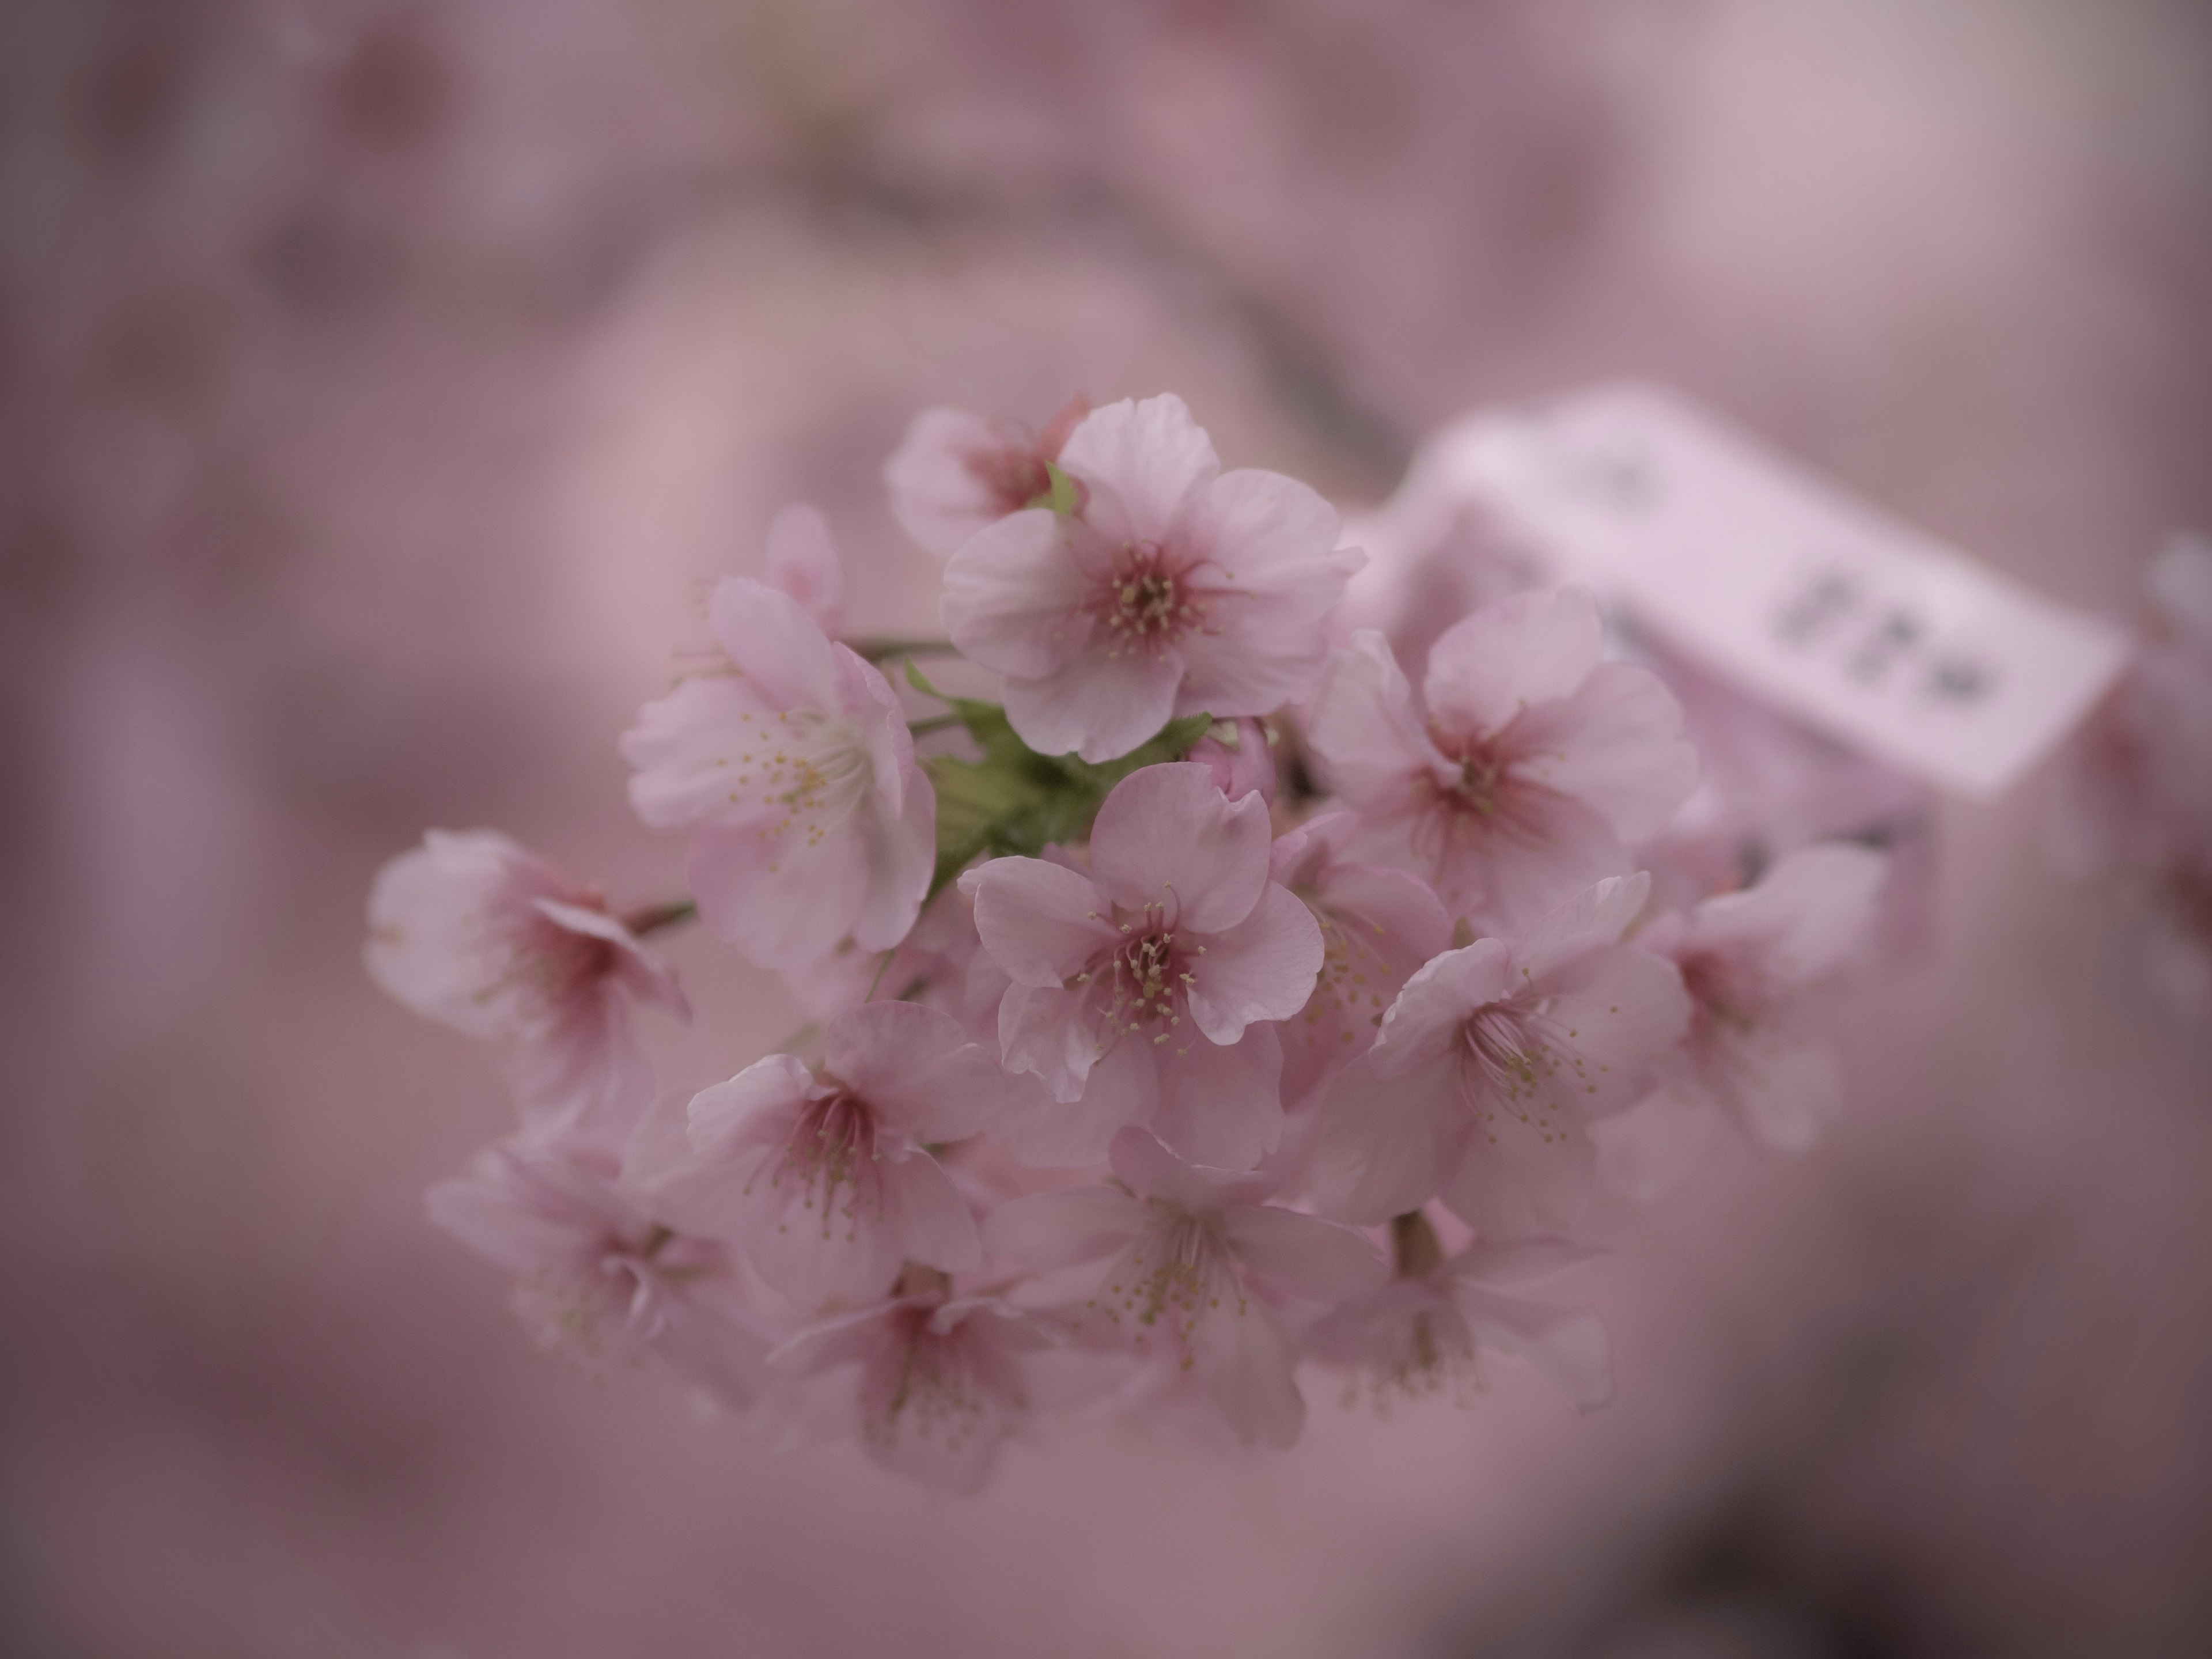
[
  {"x1": 884, "y1": 395, "x2": 1090, "y2": 560},
  {"x1": 1305, "y1": 588, "x2": 1698, "y2": 925},
  {"x1": 620, "y1": 577, "x2": 935, "y2": 969},
  {"x1": 427, "y1": 1132, "x2": 768, "y2": 1408},
  {"x1": 1593, "y1": 842, "x2": 1888, "y2": 1201},
  {"x1": 759, "y1": 502, "x2": 845, "y2": 634},
  {"x1": 942, "y1": 395, "x2": 1365, "y2": 763},
  {"x1": 628, "y1": 1002, "x2": 1032, "y2": 1312},
  {"x1": 1269, "y1": 809, "x2": 1453, "y2": 1115},
  {"x1": 1188, "y1": 715, "x2": 1278, "y2": 804},
  {"x1": 1310, "y1": 873, "x2": 1690, "y2": 1238},
  {"x1": 962, "y1": 763, "x2": 1323, "y2": 1169},
  {"x1": 1308, "y1": 1219, "x2": 1612, "y2": 1412},
  {"x1": 365, "y1": 830, "x2": 689, "y2": 1132},
  {"x1": 768, "y1": 1266, "x2": 1063, "y2": 1494},
  {"x1": 984, "y1": 1128, "x2": 1387, "y2": 1449}
]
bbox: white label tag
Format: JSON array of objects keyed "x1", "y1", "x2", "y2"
[{"x1": 1412, "y1": 385, "x2": 2130, "y2": 800}]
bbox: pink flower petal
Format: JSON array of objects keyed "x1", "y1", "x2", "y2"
[
  {"x1": 1221, "y1": 1206, "x2": 1387, "y2": 1303},
  {"x1": 997, "y1": 981, "x2": 1103, "y2": 1105},
  {"x1": 1370, "y1": 940, "x2": 1516, "y2": 1077},
  {"x1": 1439, "y1": 1096, "x2": 1598, "y2": 1241},
  {"x1": 1308, "y1": 1055, "x2": 1455, "y2": 1223},
  {"x1": 1306, "y1": 632, "x2": 1448, "y2": 809},
  {"x1": 876, "y1": 1149, "x2": 982, "y2": 1276},
  {"x1": 1056, "y1": 393, "x2": 1220, "y2": 544},
  {"x1": 1184, "y1": 881, "x2": 1324, "y2": 1043},
  {"x1": 1687, "y1": 841, "x2": 1887, "y2": 980},
  {"x1": 706, "y1": 577, "x2": 844, "y2": 713},
  {"x1": 1089, "y1": 763, "x2": 1270, "y2": 933},
  {"x1": 1020, "y1": 1034, "x2": 1160, "y2": 1166},
  {"x1": 1150, "y1": 1024, "x2": 1284, "y2": 1170},
  {"x1": 1002, "y1": 647, "x2": 1183, "y2": 763},
  {"x1": 684, "y1": 810, "x2": 868, "y2": 969},
  {"x1": 821, "y1": 1001, "x2": 1032, "y2": 1143},
  {"x1": 762, "y1": 503, "x2": 844, "y2": 634},
  {"x1": 1423, "y1": 585, "x2": 1605, "y2": 741},
  {"x1": 884, "y1": 406, "x2": 1009, "y2": 558},
  {"x1": 1455, "y1": 1286, "x2": 1615, "y2": 1411},
  {"x1": 619, "y1": 673, "x2": 787, "y2": 830},
  {"x1": 941, "y1": 509, "x2": 1093, "y2": 677},
  {"x1": 982, "y1": 1185, "x2": 1146, "y2": 1268},
  {"x1": 1506, "y1": 660, "x2": 1698, "y2": 841},
  {"x1": 966, "y1": 857, "x2": 1116, "y2": 988}
]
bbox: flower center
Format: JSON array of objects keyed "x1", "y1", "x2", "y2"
[
  {"x1": 719, "y1": 709, "x2": 873, "y2": 862},
  {"x1": 1085, "y1": 1209, "x2": 1246, "y2": 1365},
  {"x1": 757, "y1": 1088, "x2": 880, "y2": 1237},
  {"x1": 1074, "y1": 902, "x2": 1201, "y2": 1047},
  {"x1": 1457, "y1": 1001, "x2": 1594, "y2": 1140},
  {"x1": 1090, "y1": 540, "x2": 1210, "y2": 656}
]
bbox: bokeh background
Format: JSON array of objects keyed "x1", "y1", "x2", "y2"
[{"x1": 5, "y1": 2, "x2": 2212, "y2": 1654}]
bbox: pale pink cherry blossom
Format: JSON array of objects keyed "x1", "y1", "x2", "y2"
[
  {"x1": 883, "y1": 395, "x2": 1091, "y2": 560},
  {"x1": 759, "y1": 502, "x2": 844, "y2": 634},
  {"x1": 626, "y1": 1002, "x2": 1034, "y2": 1312},
  {"x1": 1305, "y1": 586, "x2": 1698, "y2": 925},
  {"x1": 982, "y1": 1128, "x2": 1387, "y2": 1450},
  {"x1": 365, "y1": 830, "x2": 689, "y2": 1132},
  {"x1": 767, "y1": 1264, "x2": 1063, "y2": 1494},
  {"x1": 426, "y1": 1130, "x2": 768, "y2": 1408},
  {"x1": 1269, "y1": 810, "x2": 1453, "y2": 1115},
  {"x1": 961, "y1": 763, "x2": 1324, "y2": 1169},
  {"x1": 1188, "y1": 715, "x2": 1278, "y2": 805},
  {"x1": 620, "y1": 577, "x2": 935, "y2": 969},
  {"x1": 1309, "y1": 873, "x2": 1690, "y2": 1239},
  {"x1": 1307, "y1": 1212, "x2": 1612, "y2": 1412},
  {"x1": 1590, "y1": 843, "x2": 1888, "y2": 1201},
  {"x1": 942, "y1": 393, "x2": 1365, "y2": 763}
]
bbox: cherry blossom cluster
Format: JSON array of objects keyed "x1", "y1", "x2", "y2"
[{"x1": 367, "y1": 393, "x2": 1893, "y2": 1493}]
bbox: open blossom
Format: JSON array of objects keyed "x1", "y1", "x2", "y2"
[
  {"x1": 759, "y1": 502, "x2": 844, "y2": 634},
  {"x1": 629, "y1": 1002, "x2": 1032, "y2": 1312},
  {"x1": 365, "y1": 830, "x2": 688, "y2": 1131},
  {"x1": 620, "y1": 576, "x2": 935, "y2": 969},
  {"x1": 1308, "y1": 1215, "x2": 1613, "y2": 1411},
  {"x1": 1311, "y1": 873, "x2": 1690, "y2": 1238},
  {"x1": 1270, "y1": 810, "x2": 1453, "y2": 1114},
  {"x1": 884, "y1": 396, "x2": 1090, "y2": 559},
  {"x1": 942, "y1": 394, "x2": 1365, "y2": 763},
  {"x1": 984, "y1": 1128, "x2": 1386, "y2": 1449},
  {"x1": 427, "y1": 1132, "x2": 768, "y2": 1407},
  {"x1": 963, "y1": 763, "x2": 1323, "y2": 1169},
  {"x1": 1306, "y1": 587, "x2": 1698, "y2": 925},
  {"x1": 1596, "y1": 843, "x2": 1888, "y2": 1200},
  {"x1": 768, "y1": 1266, "x2": 1062, "y2": 1494}
]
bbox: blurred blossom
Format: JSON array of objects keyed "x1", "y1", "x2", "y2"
[{"x1": 6, "y1": 3, "x2": 2212, "y2": 1657}]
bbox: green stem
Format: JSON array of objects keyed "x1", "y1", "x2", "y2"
[
  {"x1": 907, "y1": 714, "x2": 964, "y2": 738},
  {"x1": 623, "y1": 898, "x2": 699, "y2": 938},
  {"x1": 865, "y1": 949, "x2": 897, "y2": 1002},
  {"x1": 850, "y1": 637, "x2": 960, "y2": 664}
]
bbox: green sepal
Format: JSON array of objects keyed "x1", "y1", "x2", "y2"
[{"x1": 916, "y1": 709, "x2": 1221, "y2": 903}]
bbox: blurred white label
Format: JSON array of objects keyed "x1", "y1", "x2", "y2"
[{"x1": 1422, "y1": 385, "x2": 2130, "y2": 800}]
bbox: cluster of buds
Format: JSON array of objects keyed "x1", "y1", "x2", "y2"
[{"x1": 367, "y1": 393, "x2": 1895, "y2": 1493}]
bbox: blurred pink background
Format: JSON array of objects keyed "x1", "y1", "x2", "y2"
[{"x1": 5, "y1": 2, "x2": 2211, "y2": 1654}]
